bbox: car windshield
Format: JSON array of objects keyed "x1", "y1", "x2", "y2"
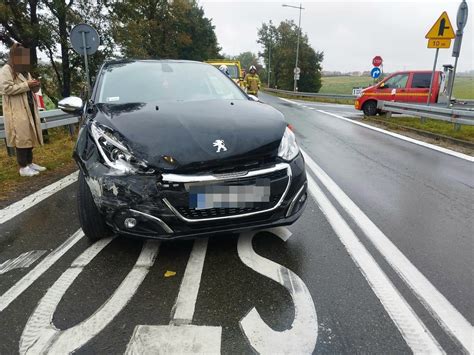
[{"x1": 97, "y1": 61, "x2": 247, "y2": 104}]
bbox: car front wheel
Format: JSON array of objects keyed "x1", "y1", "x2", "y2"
[
  {"x1": 77, "y1": 171, "x2": 112, "y2": 242},
  {"x1": 362, "y1": 100, "x2": 378, "y2": 116}
]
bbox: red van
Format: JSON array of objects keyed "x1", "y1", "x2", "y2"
[{"x1": 354, "y1": 70, "x2": 446, "y2": 116}]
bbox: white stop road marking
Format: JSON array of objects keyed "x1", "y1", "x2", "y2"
[
  {"x1": 238, "y1": 230, "x2": 318, "y2": 354},
  {"x1": 20, "y1": 238, "x2": 159, "y2": 354}
]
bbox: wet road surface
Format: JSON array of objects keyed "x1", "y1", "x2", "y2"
[{"x1": 0, "y1": 93, "x2": 472, "y2": 354}]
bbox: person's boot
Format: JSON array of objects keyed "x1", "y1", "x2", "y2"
[{"x1": 19, "y1": 166, "x2": 39, "y2": 177}]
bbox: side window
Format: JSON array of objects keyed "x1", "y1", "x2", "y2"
[
  {"x1": 411, "y1": 73, "x2": 432, "y2": 88},
  {"x1": 384, "y1": 74, "x2": 409, "y2": 89}
]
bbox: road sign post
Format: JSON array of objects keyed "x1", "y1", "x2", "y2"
[
  {"x1": 448, "y1": 0, "x2": 469, "y2": 106},
  {"x1": 70, "y1": 24, "x2": 100, "y2": 97},
  {"x1": 427, "y1": 48, "x2": 440, "y2": 106},
  {"x1": 425, "y1": 11, "x2": 455, "y2": 105}
]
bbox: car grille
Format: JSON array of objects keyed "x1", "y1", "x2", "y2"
[{"x1": 163, "y1": 166, "x2": 290, "y2": 222}]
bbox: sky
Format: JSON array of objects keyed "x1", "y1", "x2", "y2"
[{"x1": 199, "y1": 0, "x2": 474, "y2": 73}]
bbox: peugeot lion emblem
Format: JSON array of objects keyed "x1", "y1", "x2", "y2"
[{"x1": 213, "y1": 139, "x2": 227, "y2": 153}]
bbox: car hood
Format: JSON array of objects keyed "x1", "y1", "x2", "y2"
[
  {"x1": 91, "y1": 100, "x2": 287, "y2": 172},
  {"x1": 362, "y1": 84, "x2": 378, "y2": 93}
]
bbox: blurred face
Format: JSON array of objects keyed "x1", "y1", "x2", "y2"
[{"x1": 13, "y1": 48, "x2": 30, "y2": 73}]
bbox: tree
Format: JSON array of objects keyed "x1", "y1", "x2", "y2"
[
  {"x1": 0, "y1": 0, "x2": 45, "y2": 69},
  {"x1": 110, "y1": 0, "x2": 220, "y2": 60},
  {"x1": 235, "y1": 51, "x2": 259, "y2": 72},
  {"x1": 258, "y1": 20, "x2": 323, "y2": 92}
]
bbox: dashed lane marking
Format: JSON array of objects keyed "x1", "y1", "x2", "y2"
[
  {"x1": 0, "y1": 171, "x2": 79, "y2": 225},
  {"x1": 303, "y1": 150, "x2": 473, "y2": 353},
  {"x1": 0, "y1": 250, "x2": 46, "y2": 275},
  {"x1": 0, "y1": 229, "x2": 84, "y2": 312},
  {"x1": 305, "y1": 173, "x2": 443, "y2": 353}
]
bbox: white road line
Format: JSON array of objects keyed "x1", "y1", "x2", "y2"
[
  {"x1": 277, "y1": 97, "x2": 353, "y2": 109},
  {"x1": 280, "y1": 97, "x2": 303, "y2": 106},
  {"x1": 171, "y1": 238, "x2": 208, "y2": 324},
  {"x1": 0, "y1": 250, "x2": 46, "y2": 275},
  {"x1": 305, "y1": 174, "x2": 443, "y2": 353},
  {"x1": 126, "y1": 237, "x2": 222, "y2": 354},
  {"x1": 316, "y1": 109, "x2": 474, "y2": 162},
  {"x1": 20, "y1": 238, "x2": 160, "y2": 354},
  {"x1": 302, "y1": 150, "x2": 474, "y2": 353},
  {"x1": 0, "y1": 171, "x2": 79, "y2": 225},
  {"x1": 238, "y1": 230, "x2": 318, "y2": 354},
  {"x1": 125, "y1": 325, "x2": 222, "y2": 355},
  {"x1": 0, "y1": 229, "x2": 84, "y2": 312}
]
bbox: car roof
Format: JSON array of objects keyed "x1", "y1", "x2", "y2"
[{"x1": 103, "y1": 59, "x2": 206, "y2": 67}]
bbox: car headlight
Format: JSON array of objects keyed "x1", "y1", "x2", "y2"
[
  {"x1": 90, "y1": 122, "x2": 150, "y2": 174},
  {"x1": 278, "y1": 126, "x2": 299, "y2": 161}
]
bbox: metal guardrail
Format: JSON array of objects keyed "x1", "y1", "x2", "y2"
[
  {"x1": 377, "y1": 101, "x2": 474, "y2": 126},
  {"x1": 0, "y1": 109, "x2": 78, "y2": 139},
  {"x1": 264, "y1": 87, "x2": 355, "y2": 100}
]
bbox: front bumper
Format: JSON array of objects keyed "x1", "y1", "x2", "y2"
[{"x1": 80, "y1": 153, "x2": 307, "y2": 240}]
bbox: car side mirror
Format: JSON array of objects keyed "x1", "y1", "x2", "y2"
[
  {"x1": 248, "y1": 94, "x2": 260, "y2": 102},
  {"x1": 58, "y1": 96, "x2": 83, "y2": 115}
]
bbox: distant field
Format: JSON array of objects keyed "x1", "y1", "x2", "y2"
[{"x1": 320, "y1": 75, "x2": 474, "y2": 99}]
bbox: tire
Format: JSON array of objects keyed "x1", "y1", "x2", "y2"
[
  {"x1": 77, "y1": 171, "x2": 111, "y2": 242},
  {"x1": 362, "y1": 100, "x2": 377, "y2": 116}
]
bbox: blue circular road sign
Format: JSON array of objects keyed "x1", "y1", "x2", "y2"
[{"x1": 371, "y1": 67, "x2": 381, "y2": 79}]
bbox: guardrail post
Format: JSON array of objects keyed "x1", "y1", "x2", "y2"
[
  {"x1": 4, "y1": 139, "x2": 15, "y2": 157},
  {"x1": 420, "y1": 116, "x2": 427, "y2": 123},
  {"x1": 68, "y1": 124, "x2": 75, "y2": 137},
  {"x1": 41, "y1": 118, "x2": 50, "y2": 144},
  {"x1": 454, "y1": 123, "x2": 461, "y2": 131},
  {"x1": 385, "y1": 111, "x2": 392, "y2": 119}
]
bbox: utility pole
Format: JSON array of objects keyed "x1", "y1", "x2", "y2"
[
  {"x1": 282, "y1": 3, "x2": 304, "y2": 91},
  {"x1": 268, "y1": 43, "x2": 271, "y2": 87}
]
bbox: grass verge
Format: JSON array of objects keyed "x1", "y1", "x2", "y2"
[{"x1": 0, "y1": 126, "x2": 78, "y2": 207}]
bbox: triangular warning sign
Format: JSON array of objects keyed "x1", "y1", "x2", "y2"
[{"x1": 425, "y1": 11, "x2": 455, "y2": 39}]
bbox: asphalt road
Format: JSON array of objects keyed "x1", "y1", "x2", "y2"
[{"x1": 0, "y1": 92, "x2": 472, "y2": 354}]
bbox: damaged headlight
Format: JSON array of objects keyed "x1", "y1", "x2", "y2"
[
  {"x1": 278, "y1": 126, "x2": 299, "y2": 161},
  {"x1": 90, "y1": 122, "x2": 150, "y2": 174}
]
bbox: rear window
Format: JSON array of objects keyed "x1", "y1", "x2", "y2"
[{"x1": 411, "y1": 73, "x2": 432, "y2": 88}]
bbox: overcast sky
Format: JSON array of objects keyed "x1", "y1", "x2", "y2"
[{"x1": 200, "y1": 0, "x2": 474, "y2": 73}]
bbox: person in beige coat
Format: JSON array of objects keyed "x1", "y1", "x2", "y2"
[{"x1": 0, "y1": 43, "x2": 45, "y2": 177}]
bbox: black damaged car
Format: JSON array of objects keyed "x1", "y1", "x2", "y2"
[{"x1": 58, "y1": 60, "x2": 307, "y2": 241}]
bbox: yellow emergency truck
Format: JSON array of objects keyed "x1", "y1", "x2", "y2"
[{"x1": 205, "y1": 59, "x2": 243, "y2": 86}]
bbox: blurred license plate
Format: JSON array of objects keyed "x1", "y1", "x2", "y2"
[{"x1": 189, "y1": 179, "x2": 271, "y2": 210}]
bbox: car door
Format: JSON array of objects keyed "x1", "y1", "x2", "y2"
[
  {"x1": 382, "y1": 73, "x2": 410, "y2": 102},
  {"x1": 407, "y1": 72, "x2": 432, "y2": 103}
]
